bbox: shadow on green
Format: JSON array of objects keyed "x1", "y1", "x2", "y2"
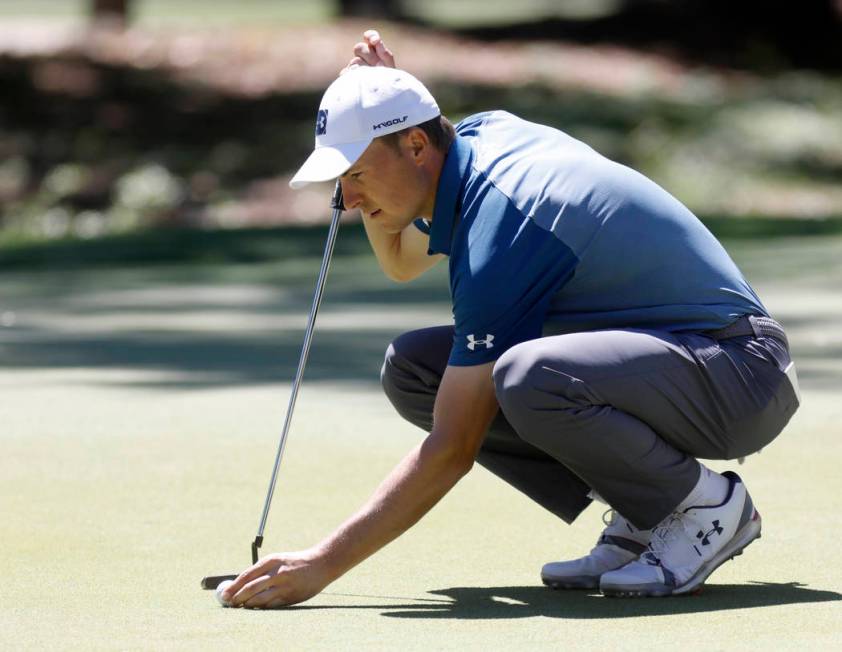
[
  {"x1": 4, "y1": 216, "x2": 842, "y2": 271},
  {"x1": 0, "y1": 328, "x2": 398, "y2": 387},
  {"x1": 3, "y1": 225, "x2": 842, "y2": 390},
  {"x1": 283, "y1": 582, "x2": 841, "y2": 619}
]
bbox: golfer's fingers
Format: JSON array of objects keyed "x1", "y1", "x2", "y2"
[
  {"x1": 242, "y1": 586, "x2": 284, "y2": 609},
  {"x1": 364, "y1": 30, "x2": 396, "y2": 67},
  {"x1": 353, "y1": 41, "x2": 379, "y2": 66},
  {"x1": 363, "y1": 29, "x2": 383, "y2": 48},
  {"x1": 371, "y1": 38, "x2": 395, "y2": 67},
  {"x1": 219, "y1": 574, "x2": 248, "y2": 600},
  {"x1": 372, "y1": 40, "x2": 395, "y2": 67},
  {"x1": 263, "y1": 593, "x2": 297, "y2": 609},
  {"x1": 223, "y1": 560, "x2": 274, "y2": 600},
  {"x1": 229, "y1": 574, "x2": 273, "y2": 606}
]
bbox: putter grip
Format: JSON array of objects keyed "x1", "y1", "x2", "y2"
[{"x1": 331, "y1": 181, "x2": 344, "y2": 211}]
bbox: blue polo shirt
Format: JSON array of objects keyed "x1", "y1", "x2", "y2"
[{"x1": 424, "y1": 111, "x2": 768, "y2": 367}]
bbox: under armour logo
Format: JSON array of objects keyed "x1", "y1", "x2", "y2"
[
  {"x1": 696, "y1": 520, "x2": 724, "y2": 546},
  {"x1": 466, "y1": 334, "x2": 494, "y2": 351},
  {"x1": 315, "y1": 109, "x2": 329, "y2": 136}
]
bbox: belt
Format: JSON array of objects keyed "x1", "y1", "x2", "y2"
[{"x1": 706, "y1": 315, "x2": 789, "y2": 348}]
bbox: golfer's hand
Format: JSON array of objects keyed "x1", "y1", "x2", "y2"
[
  {"x1": 221, "y1": 550, "x2": 330, "y2": 609},
  {"x1": 342, "y1": 29, "x2": 395, "y2": 73}
]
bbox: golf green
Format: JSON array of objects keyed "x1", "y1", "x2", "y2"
[{"x1": 2, "y1": 235, "x2": 841, "y2": 650}]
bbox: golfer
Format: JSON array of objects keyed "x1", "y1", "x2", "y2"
[{"x1": 221, "y1": 31, "x2": 800, "y2": 607}]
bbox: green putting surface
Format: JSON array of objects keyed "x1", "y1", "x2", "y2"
[{"x1": 2, "y1": 235, "x2": 841, "y2": 650}]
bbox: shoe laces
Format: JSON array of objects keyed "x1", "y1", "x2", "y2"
[
  {"x1": 601, "y1": 508, "x2": 618, "y2": 527},
  {"x1": 590, "y1": 509, "x2": 620, "y2": 551},
  {"x1": 640, "y1": 512, "x2": 685, "y2": 566}
]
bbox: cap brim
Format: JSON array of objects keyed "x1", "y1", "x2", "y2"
[{"x1": 289, "y1": 140, "x2": 372, "y2": 189}]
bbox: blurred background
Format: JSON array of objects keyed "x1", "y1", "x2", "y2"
[{"x1": 1, "y1": 0, "x2": 841, "y2": 261}]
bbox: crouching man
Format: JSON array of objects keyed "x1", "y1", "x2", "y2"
[{"x1": 220, "y1": 31, "x2": 800, "y2": 607}]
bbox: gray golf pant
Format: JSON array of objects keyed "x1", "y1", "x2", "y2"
[{"x1": 381, "y1": 325, "x2": 799, "y2": 529}]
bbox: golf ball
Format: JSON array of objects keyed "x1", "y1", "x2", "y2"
[{"x1": 215, "y1": 579, "x2": 234, "y2": 607}]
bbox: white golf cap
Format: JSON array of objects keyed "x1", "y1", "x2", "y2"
[{"x1": 289, "y1": 66, "x2": 440, "y2": 189}]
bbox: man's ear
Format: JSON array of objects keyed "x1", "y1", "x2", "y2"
[{"x1": 405, "y1": 128, "x2": 431, "y2": 164}]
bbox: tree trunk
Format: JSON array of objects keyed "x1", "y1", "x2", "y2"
[
  {"x1": 91, "y1": 0, "x2": 131, "y2": 27},
  {"x1": 338, "y1": 0, "x2": 403, "y2": 20}
]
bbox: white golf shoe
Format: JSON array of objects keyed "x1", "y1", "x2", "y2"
[
  {"x1": 542, "y1": 510, "x2": 651, "y2": 589},
  {"x1": 600, "y1": 471, "x2": 761, "y2": 597}
]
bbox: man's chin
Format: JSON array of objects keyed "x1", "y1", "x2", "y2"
[{"x1": 378, "y1": 214, "x2": 414, "y2": 234}]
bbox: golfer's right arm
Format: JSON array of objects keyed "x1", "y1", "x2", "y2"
[
  {"x1": 344, "y1": 29, "x2": 441, "y2": 283},
  {"x1": 314, "y1": 363, "x2": 498, "y2": 578},
  {"x1": 361, "y1": 217, "x2": 442, "y2": 282},
  {"x1": 224, "y1": 363, "x2": 498, "y2": 608}
]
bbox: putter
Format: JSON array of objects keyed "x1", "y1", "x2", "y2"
[{"x1": 202, "y1": 180, "x2": 345, "y2": 590}]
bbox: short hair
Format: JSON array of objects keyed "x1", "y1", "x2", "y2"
[{"x1": 378, "y1": 115, "x2": 456, "y2": 153}]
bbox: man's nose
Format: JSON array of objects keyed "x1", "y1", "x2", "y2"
[{"x1": 340, "y1": 178, "x2": 362, "y2": 210}]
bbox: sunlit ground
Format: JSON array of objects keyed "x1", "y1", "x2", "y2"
[{"x1": 1, "y1": 232, "x2": 841, "y2": 649}]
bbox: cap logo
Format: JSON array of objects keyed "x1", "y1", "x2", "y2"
[
  {"x1": 373, "y1": 115, "x2": 408, "y2": 131},
  {"x1": 315, "y1": 109, "x2": 328, "y2": 136}
]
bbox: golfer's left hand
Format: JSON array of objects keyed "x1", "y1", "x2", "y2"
[{"x1": 221, "y1": 549, "x2": 331, "y2": 608}]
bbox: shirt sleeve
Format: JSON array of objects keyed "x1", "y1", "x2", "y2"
[{"x1": 447, "y1": 184, "x2": 579, "y2": 366}]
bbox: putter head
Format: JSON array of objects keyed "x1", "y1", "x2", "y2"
[
  {"x1": 201, "y1": 574, "x2": 238, "y2": 590},
  {"x1": 252, "y1": 534, "x2": 263, "y2": 564},
  {"x1": 200, "y1": 537, "x2": 260, "y2": 588}
]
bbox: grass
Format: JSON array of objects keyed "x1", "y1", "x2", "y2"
[
  {"x1": 1, "y1": 232, "x2": 841, "y2": 649},
  {"x1": 0, "y1": 0, "x2": 333, "y2": 26}
]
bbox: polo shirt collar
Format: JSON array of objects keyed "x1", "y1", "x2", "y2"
[{"x1": 428, "y1": 135, "x2": 472, "y2": 256}]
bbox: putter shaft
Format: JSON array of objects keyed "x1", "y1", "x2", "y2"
[{"x1": 251, "y1": 180, "x2": 345, "y2": 563}]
